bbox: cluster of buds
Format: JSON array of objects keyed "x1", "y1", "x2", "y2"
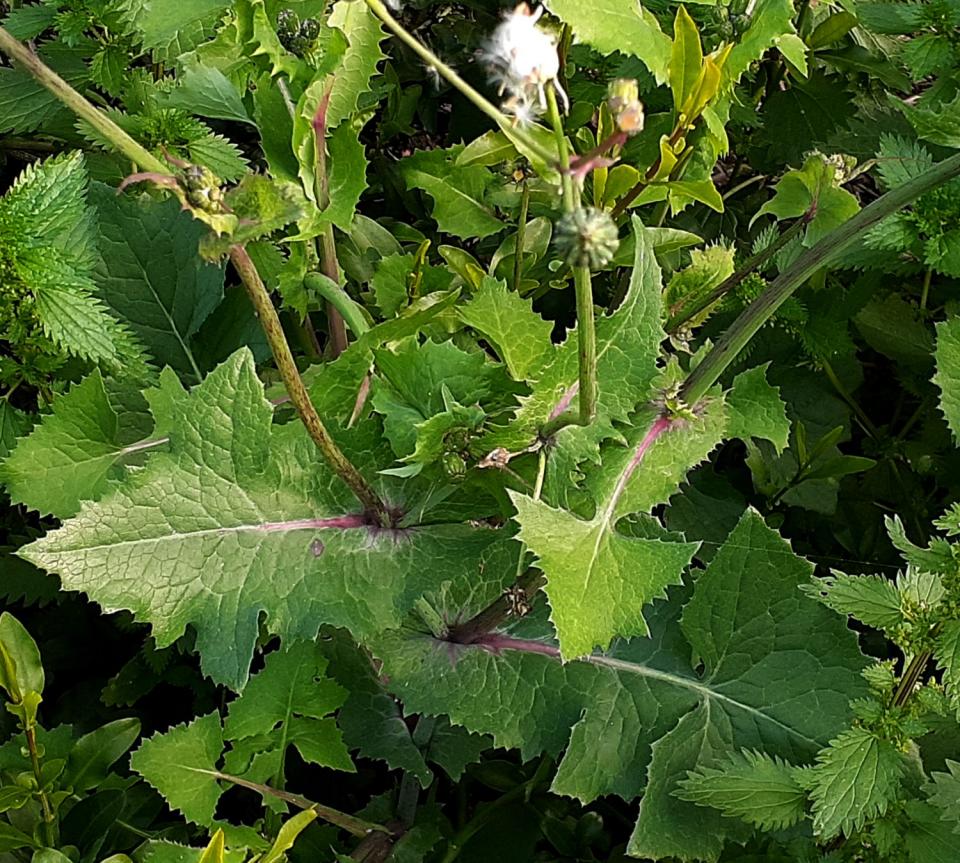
[
  {"x1": 277, "y1": 8, "x2": 322, "y2": 56},
  {"x1": 481, "y1": 3, "x2": 568, "y2": 125}
]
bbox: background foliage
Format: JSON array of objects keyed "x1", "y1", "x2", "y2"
[{"x1": 1, "y1": 0, "x2": 960, "y2": 861}]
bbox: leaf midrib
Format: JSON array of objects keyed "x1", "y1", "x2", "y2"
[{"x1": 583, "y1": 651, "x2": 820, "y2": 749}]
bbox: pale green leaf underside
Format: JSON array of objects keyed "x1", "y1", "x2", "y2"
[
  {"x1": 91, "y1": 185, "x2": 224, "y2": 383},
  {"x1": 926, "y1": 760, "x2": 960, "y2": 831},
  {"x1": 677, "y1": 750, "x2": 807, "y2": 831}
]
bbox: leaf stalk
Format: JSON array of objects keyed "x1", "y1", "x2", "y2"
[
  {"x1": 205, "y1": 770, "x2": 391, "y2": 838},
  {"x1": 230, "y1": 247, "x2": 392, "y2": 525},
  {"x1": 681, "y1": 151, "x2": 960, "y2": 406},
  {"x1": 0, "y1": 27, "x2": 167, "y2": 174}
]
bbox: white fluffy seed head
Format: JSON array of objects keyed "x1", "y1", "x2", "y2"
[{"x1": 481, "y1": 3, "x2": 565, "y2": 120}]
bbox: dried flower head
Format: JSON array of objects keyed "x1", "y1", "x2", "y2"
[{"x1": 481, "y1": 3, "x2": 567, "y2": 124}]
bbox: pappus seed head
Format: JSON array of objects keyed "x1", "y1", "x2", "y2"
[{"x1": 481, "y1": 3, "x2": 568, "y2": 123}]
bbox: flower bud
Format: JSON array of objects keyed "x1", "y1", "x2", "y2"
[
  {"x1": 607, "y1": 78, "x2": 644, "y2": 135},
  {"x1": 554, "y1": 207, "x2": 620, "y2": 270}
]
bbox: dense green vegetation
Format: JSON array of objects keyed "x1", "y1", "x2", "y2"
[{"x1": 1, "y1": 0, "x2": 960, "y2": 861}]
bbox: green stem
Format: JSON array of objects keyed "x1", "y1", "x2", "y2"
[
  {"x1": 666, "y1": 208, "x2": 812, "y2": 333},
  {"x1": 25, "y1": 727, "x2": 55, "y2": 846},
  {"x1": 231, "y1": 247, "x2": 391, "y2": 526},
  {"x1": 0, "y1": 27, "x2": 167, "y2": 174},
  {"x1": 546, "y1": 84, "x2": 575, "y2": 211},
  {"x1": 540, "y1": 84, "x2": 597, "y2": 436},
  {"x1": 362, "y1": 0, "x2": 553, "y2": 167},
  {"x1": 680, "y1": 151, "x2": 960, "y2": 406},
  {"x1": 513, "y1": 182, "x2": 529, "y2": 293},
  {"x1": 439, "y1": 759, "x2": 550, "y2": 863},
  {"x1": 207, "y1": 771, "x2": 391, "y2": 839},
  {"x1": 920, "y1": 266, "x2": 932, "y2": 311},
  {"x1": 395, "y1": 716, "x2": 436, "y2": 827},
  {"x1": 304, "y1": 272, "x2": 370, "y2": 336},
  {"x1": 822, "y1": 358, "x2": 881, "y2": 441}
]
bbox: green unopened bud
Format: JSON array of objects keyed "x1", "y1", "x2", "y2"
[
  {"x1": 442, "y1": 452, "x2": 467, "y2": 479},
  {"x1": 606, "y1": 78, "x2": 644, "y2": 135},
  {"x1": 554, "y1": 207, "x2": 620, "y2": 270},
  {"x1": 299, "y1": 17, "x2": 321, "y2": 40},
  {"x1": 183, "y1": 164, "x2": 224, "y2": 212}
]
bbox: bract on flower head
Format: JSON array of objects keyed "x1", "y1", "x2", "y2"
[{"x1": 481, "y1": 3, "x2": 567, "y2": 124}]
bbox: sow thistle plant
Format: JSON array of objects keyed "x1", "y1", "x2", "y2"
[{"x1": 1, "y1": 1, "x2": 960, "y2": 862}]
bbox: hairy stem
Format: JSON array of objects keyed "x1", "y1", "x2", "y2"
[
  {"x1": 681, "y1": 151, "x2": 960, "y2": 406},
  {"x1": 206, "y1": 771, "x2": 391, "y2": 838},
  {"x1": 0, "y1": 27, "x2": 167, "y2": 174},
  {"x1": 362, "y1": 0, "x2": 553, "y2": 166},
  {"x1": 230, "y1": 247, "x2": 391, "y2": 524},
  {"x1": 893, "y1": 650, "x2": 932, "y2": 708},
  {"x1": 0, "y1": 26, "x2": 391, "y2": 525},
  {"x1": 665, "y1": 208, "x2": 813, "y2": 333}
]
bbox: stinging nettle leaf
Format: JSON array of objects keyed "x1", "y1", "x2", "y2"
[
  {"x1": 926, "y1": 760, "x2": 960, "y2": 831},
  {"x1": 91, "y1": 184, "x2": 225, "y2": 383},
  {"x1": 934, "y1": 315, "x2": 960, "y2": 444},
  {"x1": 677, "y1": 750, "x2": 808, "y2": 831},
  {"x1": 802, "y1": 572, "x2": 903, "y2": 632},
  {"x1": 808, "y1": 726, "x2": 904, "y2": 839}
]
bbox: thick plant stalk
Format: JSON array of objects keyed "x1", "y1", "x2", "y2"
[
  {"x1": 541, "y1": 83, "x2": 598, "y2": 436},
  {"x1": 0, "y1": 26, "x2": 392, "y2": 526},
  {"x1": 0, "y1": 27, "x2": 167, "y2": 173},
  {"x1": 665, "y1": 208, "x2": 813, "y2": 333},
  {"x1": 681, "y1": 150, "x2": 960, "y2": 406},
  {"x1": 230, "y1": 248, "x2": 391, "y2": 525}
]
